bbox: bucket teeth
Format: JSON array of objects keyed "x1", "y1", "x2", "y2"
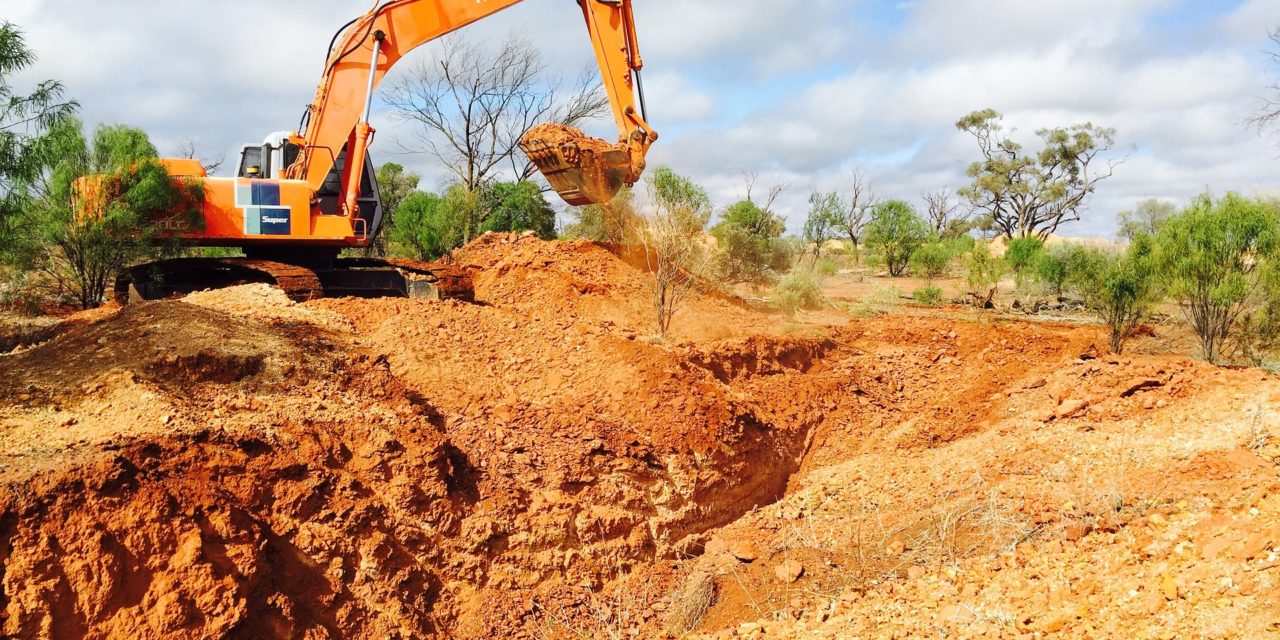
[{"x1": 520, "y1": 124, "x2": 631, "y2": 206}]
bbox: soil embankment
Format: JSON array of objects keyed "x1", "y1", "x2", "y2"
[{"x1": 2, "y1": 233, "x2": 1278, "y2": 639}]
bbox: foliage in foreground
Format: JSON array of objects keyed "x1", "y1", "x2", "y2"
[
  {"x1": 1073, "y1": 239, "x2": 1160, "y2": 354},
  {"x1": 964, "y1": 242, "x2": 1005, "y2": 308},
  {"x1": 1004, "y1": 236, "x2": 1044, "y2": 275},
  {"x1": 0, "y1": 20, "x2": 78, "y2": 242},
  {"x1": 1231, "y1": 291, "x2": 1280, "y2": 368},
  {"x1": 908, "y1": 241, "x2": 952, "y2": 282},
  {"x1": 638, "y1": 166, "x2": 715, "y2": 337},
  {"x1": 8, "y1": 120, "x2": 201, "y2": 309},
  {"x1": 389, "y1": 180, "x2": 556, "y2": 260},
  {"x1": 803, "y1": 191, "x2": 842, "y2": 263},
  {"x1": 364, "y1": 162, "x2": 420, "y2": 256}
]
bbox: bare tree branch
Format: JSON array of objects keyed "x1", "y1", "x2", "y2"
[
  {"x1": 740, "y1": 169, "x2": 758, "y2": 203},
  {"x1": 763, "y1": 183, "x2": 788, "y2": 212},
  {"x1": 1251, "y1": 27, "x2": 1280, "y2": 132},
  {"x1": 829, "y1": 169, "x2": 877, "y2": 249},
  {"x1": 385, "y1": 31, "x2": 610, "y2": 220},
  {"x1": 921, "y1": 188, "x2": 967, "y2": 234},
  {"x1": 177, "y1": 140, "x2": 224, "y2": 175}
]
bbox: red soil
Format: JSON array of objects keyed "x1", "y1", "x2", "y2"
[
  {"x1": 521, "y1": 123, "x2": 620, "y2": 157},
  {"x1": 2, "y1": 234, "x2": 1278, "y2": 639}
]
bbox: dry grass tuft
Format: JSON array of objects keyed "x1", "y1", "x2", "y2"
[{"x1": 664, "y1": 571, "x2": 717, "y2": 635}]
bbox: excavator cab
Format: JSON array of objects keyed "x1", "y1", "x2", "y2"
[{"x1": 234, "y1": 136, "x2": 384, "y2": 238}]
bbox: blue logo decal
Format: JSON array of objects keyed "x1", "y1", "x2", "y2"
[{"x1": 236, "y1": 180, "x2": 291, "y2": 236}]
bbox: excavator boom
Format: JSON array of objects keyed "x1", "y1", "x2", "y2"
[
  {"x1": 295, "y1": 0, "x2": 655, "y2": 209},
  {"x1": 521, "y1": 0, "x2": 657, "y2": 205},
  {"x1": 91, "y1": 0, "x2": 658, "y2": 304}
]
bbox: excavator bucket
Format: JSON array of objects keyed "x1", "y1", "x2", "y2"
[{"x1": 520, "y1": 123, "x2": 632, "y2": 206}]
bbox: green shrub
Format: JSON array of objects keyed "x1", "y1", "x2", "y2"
[
  {"x1": 865, "y1": 200, "x2": 929, "y2": 277},
  {"x1": 1029, "y1": 243, "x2": 1116, "y2": 299},
  {"x1": 1074, "y1": 237, "x2": 1159, "y2": 354},
  {"x1": 479, "y1": 180, "x2": 557, "y2": 239},
  {"x1": 770, "y1": 270, "x2": 825, "y2": 317},
  {"x1": 1232, "y1": 298, "x2": 1280, "y2": 367},
  {"x1": 816, "y1": 257, "x2": 840, "y2": 277},
  {"x1": 912, "y1": 285, "x2": 945, "y2": 307},
  {"x1": 1063, "y1": 244, "x2": 1111, "y2": 295},
  {"x1": 1153, "y1": 192, "x2": 1280, "y2": 363},
  {"x1": 965, "y1": 242, "x2": 1005, "y2": 307},
  {"x1": 14, "y1": 120, "x2": 203, "y2": 310},
  {"x1": 942, "y1": 235, "x2": 976, "y2": 257},
  {"x1": 711, "y1": 198, "x2": 790, "y2": 285},
  {"x1": 1005, "y1": 236, "x2": 1046, "y2": 293},
  {"x1": 1005, "y1": 236, "x2": 1045, "y2": 273},
  {"x1": 1003, "y1": 236, "x2": 1044, "y2": 293},
  {"x1": 909, "y1": 242, "x2": 951, "y2": 281},
  {"x1": 1032, "y1": 244, "x2": 1072, "y2": 296},
  {"x1": 391, "y1": 189, "x2": 464, "y2": 260}
]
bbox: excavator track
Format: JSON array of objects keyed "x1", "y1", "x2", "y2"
[
  {"x1": 376, "y1": 259, "x2": 474, "y2": 303},
  {"x1": 321, "y1": 257, "x2": 475, "y2": 303},
  {"x1": 239, "y1": 259, "x2": 325, "y2": 301},
  {"x1": 115, "y1": 257, "x2": 473, "y2": 305}
]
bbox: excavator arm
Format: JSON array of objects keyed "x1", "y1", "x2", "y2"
[{"x1": 290, "y1": 0, "x2": 656, "y2": 210}]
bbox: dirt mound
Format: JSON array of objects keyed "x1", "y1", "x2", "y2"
[
  {"x1": 1, "y1": 304, "x2": 120, "y2": 353},
  {"x1": 455, "y1": 232, "x2": 770, "y2": 341},
  {"x1": 183, "y1": 283, "x2": 351, "y2": 331},
  {"x1": 0, "y1": 291, "x2": 471, "y2": 638},
  {"x1": 5, "y1": 238, "x2": 1280, "y2": 639},
  {"x1": 667, "y1": 333, "x2": 1280, "y2": 639},
  {"x1": 684, "y1": 406, "x2": 1280, "y2": 639},
  {"x1": 2, "y1": 353, "x2": 460, "y2": 638},
  {"x1": 2, "y1": 267, "x2": 831, "y2": 637},
  {"x1": 0, "y1": 288, "x2": 370, "y2": 490},
  {"x1": 685, "y1": 334, "x2": 839, "y2": 383},
  {"x1": 0, "y1": 301, "x2": 302, "y2": 406},
  {"x1": 308, "y1": 296, "x2": 819, "y2": 592}
]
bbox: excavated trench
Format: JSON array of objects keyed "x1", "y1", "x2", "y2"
[
  {"x1": 0, "y1": 289, "x2": 864, "y2": 639},
  {"x1": 1, "y1": 235, "x2": 1108, "y2": 638}
]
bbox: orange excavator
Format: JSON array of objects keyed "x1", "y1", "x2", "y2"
[{"x1": 115, "y1": 0, "x2": 656, "y2": 303}]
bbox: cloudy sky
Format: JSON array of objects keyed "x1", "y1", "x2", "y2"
[{"x1": 7, "y1": 0, "x2": 1280, "y2": 237}]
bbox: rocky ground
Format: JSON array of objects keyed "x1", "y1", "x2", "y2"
[{"x1": 2, "y1": 233, "x2": 1278, "y2": 638}]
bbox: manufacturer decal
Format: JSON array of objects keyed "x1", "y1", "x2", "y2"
[{"x1": 235, "y1": 180, "x2": 292, "y2": 236}]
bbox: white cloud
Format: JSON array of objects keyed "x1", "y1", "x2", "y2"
[
  {"x1": 1219, "y1": 0, "x2": 1280, "y2": 41},
  {"x1": 893, "y1": 0, "x2": 1172, "y2": 58},
  {"x1": 650, "y1": 2, "x2": 1280, "y2": 236},
  {"x1": 631, "y1": 0, "x2": 858, "y2": 75},
  {"x1": 642, "y1": 72, "x2": 716, "y2": 123},
  {"x1": 5, "y1": 0, "x2": 1280, "y2": 239}
]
